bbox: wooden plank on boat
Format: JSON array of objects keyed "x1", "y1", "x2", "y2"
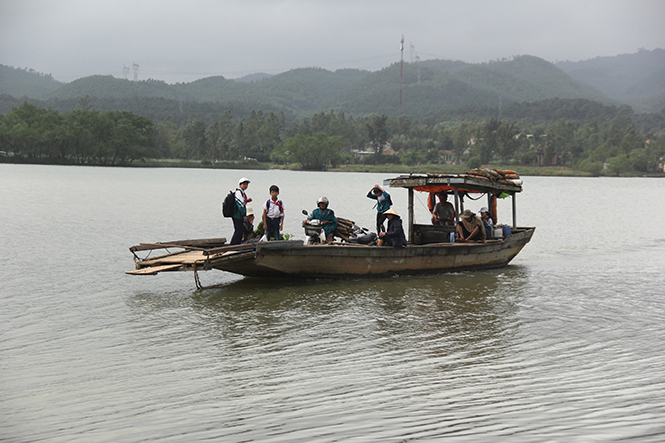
[
  {"x1": 137, "y1": 250, "x2": 208, "y2": 267},
  {"x1": 130, "y1": 238, "x2": 227, "y2": 252},
  {"x1": 209, "y1": 250, "x2": 257, "y2": 265},
  {"x1": 133, "y1": 249, "x2": 191, "y2": 263},
  {"x1": 132, "y1": 243, "x2": 208, "y2": 252},
  {"x1": 126, "y1": 264, "x2": 183, "y2": 275},
  {"x1": 201, "y1": 243, "x2": 258, "y2": 255}
]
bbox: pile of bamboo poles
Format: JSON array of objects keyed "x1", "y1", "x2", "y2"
[{"x1": 334, "y1": 217, "x2": 355, "y2": 242}]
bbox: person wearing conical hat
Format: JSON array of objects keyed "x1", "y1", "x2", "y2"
[{"x1": 377, "y1": 208, "x2": 407, "y2": 247}]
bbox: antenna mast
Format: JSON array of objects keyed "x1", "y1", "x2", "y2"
[{"x1": 399, "y1": 35, "x2": 404, "y2": 107}]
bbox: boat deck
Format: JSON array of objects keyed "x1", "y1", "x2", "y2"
[{"x1": 127, "y1": 240, "x2": 301, "y2": 276}]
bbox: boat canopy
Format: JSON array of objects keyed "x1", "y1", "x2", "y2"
[
  {"x1": 384, "y1": 172, "x2": 522, "y2": 194},
  {"x1": 383, "y1": 172, "x2": 523, "y2": 239}
]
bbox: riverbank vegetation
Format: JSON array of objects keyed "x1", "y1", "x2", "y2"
[
  {"x1": 1, "y1": 100, "x2": 664, "y2": 176},
  {"x1": 3, "y1": 52, "x2": 665, "y2": 176}
]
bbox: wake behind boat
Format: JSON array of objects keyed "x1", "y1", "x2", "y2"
[{"x1": 127, "y1": 171, "x2": 534, "y2": 285}]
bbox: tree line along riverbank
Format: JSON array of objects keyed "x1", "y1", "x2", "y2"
[{"x1": 1, "y1": 102, "x2": 664, "y2": 177}]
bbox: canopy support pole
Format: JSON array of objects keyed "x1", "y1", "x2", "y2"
[
  {"x1": 453, "y1": 187, "x2": 460, "y2": 225},
  {"x1": 512, "y1": 192, "x2": 517, "y2": 229},
  {"x1": 408, "y1": 188, "x2": 414, "y2": 242}
]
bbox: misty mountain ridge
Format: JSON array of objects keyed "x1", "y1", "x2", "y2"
[
  {"x1": 234, "y1": 73, "x2": 273, "y2": 83},
  {"x1": 556, "y1": 48, "x2": 665, "y2": 112},
  {"x1": 1, "y1": 49, "x2": 663, "y2": 119}
]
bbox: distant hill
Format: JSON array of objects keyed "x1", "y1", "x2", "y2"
[
  {"x1": 234, "y1": 73, "x2": 273, "y2": 83},
  {"x1": 556, "y1": 48, "x2": 665, "y2": 112},
  {"x1": 0, "y1": 64, "x2": 62, "y2": 99},
  {"x1": 327, "y1": 55, "x2": 609, "y2": 117},
  {"x1": 51, "y1": 75, "x2": 181, "y2": 100},
  {"x1": 2, "y1": 50, "x2": 663, "y2": 120}
]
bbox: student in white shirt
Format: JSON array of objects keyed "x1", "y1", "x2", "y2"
[{"x1": 262, "y1": 184, "x2": 284, "y2": 241}]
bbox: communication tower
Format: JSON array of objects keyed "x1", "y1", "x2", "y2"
[
  {"x1": 410, "y1": 42, "x2": 421, "y2": 83},
  {"x1": 399, "y1": 35, "x2": 404, "y2": 106}
]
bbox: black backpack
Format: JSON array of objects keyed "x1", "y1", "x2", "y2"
[{"x1": 222, "y1": 191, "x2": 236, "y2": 217}]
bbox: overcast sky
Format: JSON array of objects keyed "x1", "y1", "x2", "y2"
[{"x1": 1, "y1": 0, "x2": 663, "y2": 84}]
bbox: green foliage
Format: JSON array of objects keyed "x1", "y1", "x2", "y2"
[
  {"x1": 364, "y1": 113, "x2": 388, "y2": 154},
  {"x1": 575, "y1": 159, "x2": 604, "y2": 176},
  {"x1": 273, "y1": 132, "x2": 344, "y2": 170},
  {"x1": 3, "y1": 98, "x2": 663, "y2": 176},
  {"x1": 466, "y1": 156, "x2": 482, "y2": 169},
  {"x1": 0, "y1": 103, "x2": 155, "y2": 165},
  {"x1": 605, "y1": 154, "x2": 632, "y2": 176}
]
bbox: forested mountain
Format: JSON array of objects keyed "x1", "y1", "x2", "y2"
[
  {"x1": 556, "y1": 48, "x2": 665, "y2": 112},
  {"x1": 1, "y1": 50, "x2": 664, "y2": 126},
  {"x1": 329, "y1": 55, "x2": 608, "y2": 117},
  {"x1": 0, "y1": 56, "x2": 614, "y2": 120},
  {"x1": 0, "y1": 64, "x2": 62, "y2": 99}
]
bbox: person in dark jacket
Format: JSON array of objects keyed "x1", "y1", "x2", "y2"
[{"x1": 377, "y1": 208, "x2": 407, "y2": 247}]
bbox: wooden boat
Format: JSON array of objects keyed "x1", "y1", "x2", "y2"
[{"x1": 127, "y1": 172, "x2": 534, "y2": 284}]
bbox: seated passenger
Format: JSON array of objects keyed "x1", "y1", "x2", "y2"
[
  {"x1": 479, "y1": 206, "x2": 493, "y2": 238},
  {"x1": 242, "y1": 206, "x2": 256, "y2": 242},
  {"x1": 377, "y1": 208, "x2": 407, "y2": 248},
  {"x1": 457, "y1": 209, "x2": 487, "y2": 243},
  {"x1": 308, "y1": 196, "x2": 337, "y2": 243},
  {"x1": 431, "y1": 192, "x2": 455, "y2": 226}
]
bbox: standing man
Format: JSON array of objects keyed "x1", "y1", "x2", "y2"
[
  {"x1": 231, "y1": 177, "x2": 252, "y2": 245},
  {"x1": 366, "y1": 184, "x2": 392, "y2": 234}
]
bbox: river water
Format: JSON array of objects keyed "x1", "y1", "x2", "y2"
[{"x1": 1, "y1": 164, "x2": 664, "y2": 442}]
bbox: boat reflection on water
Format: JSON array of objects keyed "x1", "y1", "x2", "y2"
[{"x1": 127, "y1": 265, "x2": 530, "y2": 370}]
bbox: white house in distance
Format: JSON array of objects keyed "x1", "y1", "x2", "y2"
[{"x1": 352, "y1": 142, "x2": 395, "y2": 158}]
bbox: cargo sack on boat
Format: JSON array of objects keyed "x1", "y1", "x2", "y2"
[{"x1": 222, "y1": 191, "x2": 236, "y2": 218}]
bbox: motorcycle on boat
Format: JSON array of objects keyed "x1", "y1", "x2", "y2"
[{"x1": 301, "y1": 210, "x2": 377, "y2": 245}]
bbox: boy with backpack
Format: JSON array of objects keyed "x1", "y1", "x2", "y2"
[{"x1": 262, "y1": 185, "x2": 284, "y2": 241}]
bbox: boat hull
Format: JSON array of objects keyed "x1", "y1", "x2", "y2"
[{"x1": 212, "y1": 227, "x2": 535, "y2": 279}]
